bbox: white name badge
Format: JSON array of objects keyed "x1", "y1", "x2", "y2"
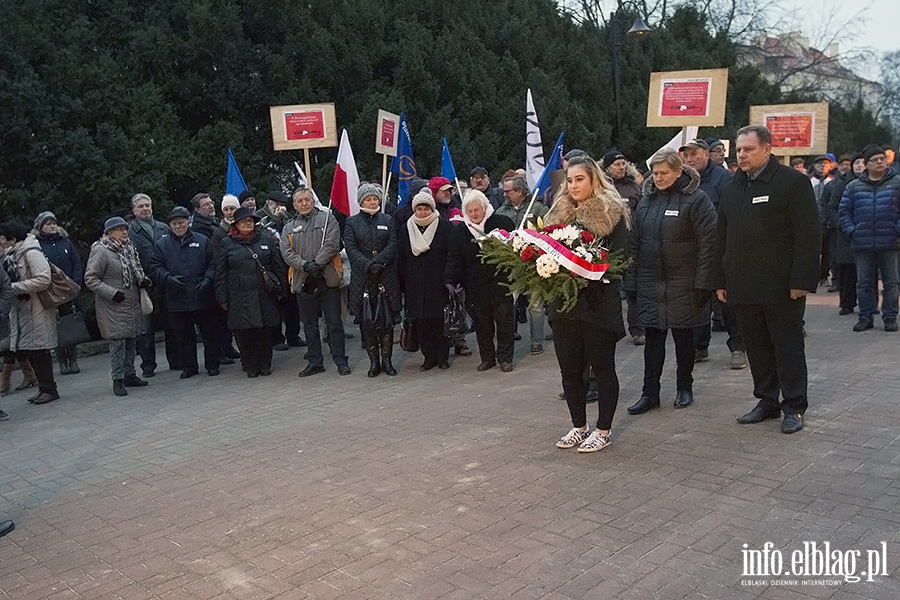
[
  {"x1": 189, "y1": 242, "x2": 200, "y2": 248},
  {"x1": 664, "y1": 210, "x2": 679, "y2": 216},
  {"x1": 752, "y1": 195, "x2": 769, "y2": 204},
  {"x1": 377, "y1": 225, "x2": 388, "y2": 230},
  {"x1": 260, "y1": 245, "x2": 269, "y2": 249},
  {"x1": 292, "y1": 225, "x2": 302, "y2": 232}
]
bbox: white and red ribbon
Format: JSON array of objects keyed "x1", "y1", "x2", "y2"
[{"x1": 487, "y1": 229, "x2": 609, "y2": 280}]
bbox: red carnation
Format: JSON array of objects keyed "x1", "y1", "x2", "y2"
[
  {"x1": 581, "y1": 230, "x2": 595, "y2": 244},
  {"x1": 520, "y1": 246, "x2": 538, "y2": 261},
  {"x1": 599, "y1": 249, "x2": 608, "y2": 261},
  {"x1": 540, "y1": 224, "x2": 565, "y2": 234}
]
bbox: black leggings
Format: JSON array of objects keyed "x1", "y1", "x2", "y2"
[{"x1": 551, "y1": 319, "x2": 619, "y2": 430}]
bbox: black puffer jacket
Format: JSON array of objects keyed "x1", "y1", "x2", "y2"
[
  {"x1": 624, "y1": 166, "x2": 717, "y2": 329},
  {"x1": 445, "y1": 214, "x2": 515, "y2": 308},
  {"x1": 215, "y1": 230, "x2": 286, "y2": 330},
  {"x1": 149, "y1": 230, "x2": 216, "y2": 312},
  {"x1": 343, "y1": 210, "x2": 400, "y2": 316},
  {"x1": 36, "y1": 228, "x2": 83, "y2": 286}
]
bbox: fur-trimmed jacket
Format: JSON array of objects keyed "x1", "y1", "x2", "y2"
[
  {"x1": 623, "y1": 166, "x2": 717, "y2": 329},
  {"x1": 544, "y1": 187, "x2": 631, "y2": 337}
]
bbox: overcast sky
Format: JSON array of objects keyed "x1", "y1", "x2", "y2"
[{"x1": 789, "y1": 0, "x2": 897, "y2": 60}]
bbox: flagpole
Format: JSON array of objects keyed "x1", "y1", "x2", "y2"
[
  {"x1": 384, "y1": 171, "x2": 393, "y2": 213},
  {"x1": 304, "y1": 149, "x2": 312, "y2": 188},
  {"x1": 517, "y1": 188, "x2": 544, "y2": 231},
  {"x1": 381, "y1": 154, "x2": 388, "y2": 195},
  {"x1": 454, "y1": 177, "x2": 464, "y2": 201}
]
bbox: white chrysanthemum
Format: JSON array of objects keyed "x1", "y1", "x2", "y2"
[
  {"x1": 511, "y1": 236, "x2": 525, "y2": 252},
  {"x1": 536, "y1": 254, "x2": 560, "y2": 278},
  {"x1": 549, "y1": 225, "x2": 580, "y2": 244},
  {"x1": 574, "y1": 246, "x2": 593, "y2": 260}
]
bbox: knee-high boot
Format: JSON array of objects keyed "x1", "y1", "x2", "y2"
[
  {"x1": 67, "y1": 347, "x2": 80, "y2": 374},
  {"x1": 56, "y1": 348, "x2": 71, "y2": 375},
  {"x1": 363, "y1": 327, "x2": 380, "y2": 378},
  {"x1": 380, "y1": 330, "x2": 397, "y2": 376}
]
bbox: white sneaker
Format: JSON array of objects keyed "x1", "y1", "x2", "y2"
[
  {"x1": 556, "y1": 427, "x2": 589, "y2": 449},
  {"x1": 577, "y1": 430, "x2": 612, "y2": 453}
]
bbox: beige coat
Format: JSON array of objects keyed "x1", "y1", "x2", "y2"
[
  {"x1": 84, "y1": 242, "x2": 144, "y2": 340},
  {"x1": 8, "y1": 235, "x2": 57, "y2": 351}
]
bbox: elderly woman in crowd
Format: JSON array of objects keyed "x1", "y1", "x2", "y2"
[
  {"x1": 398, "y1": 190, "x2": 454, "y2": 371},
  {"x1": 34, "y1": 211, "x2": 84, "y2": 375},
  {"x1": 623, "y1": 147, "x2": 716, "y2": 416},
  {"x1": 0, "y1": 221, "x2": 61, "y2": 404},
  {"x1": 344, "y1": 183, "x2": 400, "y2": 377},
  {"x1": 0, "y1": 233, "x2": 36, "y2": 395},
  {"x1": 446, "y1": 190, "x2": 516, "y2": 372},
  {"x1": 0, "y1": 263, "x2": 16, "y2": 419},
  {"x1": 216, "y1": 207, "x2": 286, "y2": 378},
  {"x1": 545, "y1": 158, "x2": 631, "y2": 453},
  {"x1": 85, "y1": 217, "x2": 152, "y2": 396},
  {"x1": 211, "y1": 194, "x2": 243, "y2": 364}
]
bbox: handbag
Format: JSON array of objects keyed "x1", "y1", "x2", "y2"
[
  {"x1": 399, "y1": 309, "x2": 418, "y2": 352},
  {"x1": 56, "y1": 310, "x2": 92, "y2": 347},
  {"x1": 443, "y1": 287, "x2": 469, "y2": 338},
  {"x1": 247, "y1": 247, "x2": 283, "y2": 297},
  {"x1": 140, "y1": 289, "x2": 153, "y2": 315},
  {"x1": 25, "y1": 248, "x2": 81, "y2": 310},
  {"x1": 362, "y1": 285, "x2": 392, "y2": 332}
]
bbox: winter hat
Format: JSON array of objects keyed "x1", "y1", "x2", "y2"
[
  {"x1": 267, "y1": 191, "x2": 291, "y2": 206},
  {"x1": 837, "y1": 154, "x2": 854, "y2": 163},
  {"x1": 238, "y1": 190, "x2": 254, "y2": 203},
  {"x1": 411, "y1": 189, "x2": 436, "y2": 210},
  {"x1": 221, "y1": 194, "x2": 240, "y2": 210},
  {"x1": 679, "y1": 139, "x2": 709, "y2": 152},
  {"x1": 34, "y1": 211, "x2": 57, "y2": 230},
  {"x1": 167, "y1": 206, "x2": 191, "y2": 222},
  {"x1": 428, "y1": 177, "x2": 453, "y2": 195},
  {"x1": 103, "y1": 216, "x2": 128, "y2": 234},
  {"x1": 232, "y1": 207, "x2": 260, "y2": 223},
  {"x1": 862, "y1": 145, "x2": 886, "y2": 163},
  {"x1": 705, "y1": 138, "x2": 725, "y2": 150},
  {"x1": 357, "y1": 182, "x2": 383, "y2": 204},
  {"x1": 825, "y1": 153, "x2": 836, "y2": 162},
  {"x1": 601, "y1": 151, "x2": 625, "y2": 168},
  {"x1": 470, "y1": 166, "x2": 489, "y2": 178}
]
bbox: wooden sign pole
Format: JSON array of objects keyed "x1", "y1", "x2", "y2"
[
  {"x1": 381, "y1": 154, "x2": 388, "y2": 194},
  {"x1": 304, "y1": 149, "x2": 312, "y2": 188}
]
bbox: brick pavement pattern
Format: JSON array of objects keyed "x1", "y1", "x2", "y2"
[{"x1": 0, "y1": 295, "x2": 898, "y2": 599}]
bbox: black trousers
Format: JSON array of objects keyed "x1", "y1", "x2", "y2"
[
  {"x1": 19, "y1": 349, "x2": 56, "y2": 394},
  {"x1": 551, "y1": 319, "x2": 619, "y2": 430},
  {"x1": 297, "y1": 287, "x2": 346, "y2": 367},
  {"x1": 837, "y1": 263, "x2": 857, "y2": 310},
  {"x1": 274, "y1": 293, "x2": 302, "y2": 345},
  {"x1": 694, "y1": 293, "x2": 744, "y2": 352},
  {"x1": 169, "y1": 310, "x2": 219, "y2": 372},
  {"x1": 137, "y1": 296, "x2": 180, "y2": 372},
  {"x1": 819, "y1": 227, "x2": 833, "y2": 281},
  {"x1": 415, "y1": 317, "x2": 450, "y2": 366},
  {"x1": 472, "y1": 296, "x2": 515, "y2": 364},
  {"x1": 643, "y1": 327, "x2": 695, "y2": 398},
  {"x1": 734, "y1": 300, "x2": 808, "y2": 414},
  {"x1": 625, "y1": 296, "x2": 644, "y2": 337},
  {"x1": 234, "y1": 327, "x2": 275, "y2": 375}
]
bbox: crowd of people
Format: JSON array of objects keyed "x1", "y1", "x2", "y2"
[{"x1": 0, "y1": 128, "x2": 897, "y2": 453}]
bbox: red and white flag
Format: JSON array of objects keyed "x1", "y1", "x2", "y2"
[{"x1": 330, "y1": 129, "x2": 360, "y2": 217}]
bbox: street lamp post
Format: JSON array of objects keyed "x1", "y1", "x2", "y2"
[{"x1": 609, "y1": 3, "x2": 651, "y2": 146}]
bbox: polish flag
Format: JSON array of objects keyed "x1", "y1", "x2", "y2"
[{"x1": 330, "y1": 129, "x2": 360, "y2": 217}]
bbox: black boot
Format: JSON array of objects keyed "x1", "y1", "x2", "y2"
[
  {"x1": 366, "y1": 344, "x2": 381, "y2": 377},
  {"x1": 56, "y1": 349, "x2": 71, "y2": 375},
  {"x1": 113, "y1": 379, "x2": 127, "y2": 397},
  {"x1": 380, "y1": 331, "x2": 397, "y2": 376}
]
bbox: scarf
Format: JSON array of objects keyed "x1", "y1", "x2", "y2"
[
  {"x1": 1, "y1": 248, "x2": 19, "y2": 283},
  {"x1": 406, "y1": 211, "x2": 440, "y2": 256},
  {"x1": 99, "y1": 235, "x2": 144, "y2": 288},
  {"x1": 359, "y1": 206, "x2": 380, "y2": 216},
  {"x1": 463, "y1": 202, "x2": 494, "y2": 245}
]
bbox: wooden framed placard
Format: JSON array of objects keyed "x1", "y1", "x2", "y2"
[
  {"x1": 749, "y1": 102, "x2": 829, "y2": 156},
  {"x1": 269, "y1": 103, "x2": 338, "y2": 151},
  {"x1": 646, "y1": 68, "x2": 729, "y2": 127},
  {"x1": 375, "y1": 110, "x2": 400, "y2": 157}
]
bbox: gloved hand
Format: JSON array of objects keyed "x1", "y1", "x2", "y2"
[
  {"x1": 304, "y1": 262, "x2": 322, "y2": 278},
  {"x1": 137, "y1": 278, "x2": 152, "y2": 289},
  {"x1": 113, "y1": 291, "x2": 126, "y2": 303},
  {"x1": 16, "y1": 294, "x2": 30, "y2": 301},
  {"x1": 168, "y1": 275, "x2": 186, "y2": 289},
  {"x1": 369, "y1": 263, "x2": 385, "y2": 275}
]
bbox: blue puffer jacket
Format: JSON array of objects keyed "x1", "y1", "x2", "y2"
[{"x1": 838, "y1": 167, "x2": 900, "y2": 252}]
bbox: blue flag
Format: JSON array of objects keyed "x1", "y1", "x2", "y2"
[
  {"x1": 226, "y1": 149, "x2": 248, "y2": 196},
  {"x1": 533, "y1": 132, "x2": 564, "y2": 202},
  {"x1": 441, "y1": 138, "x2": 457, "y2": 181},
  {"x1": 389, "y1": 112, "x2": 416, "y2": 206}
]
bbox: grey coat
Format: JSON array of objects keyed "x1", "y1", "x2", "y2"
[
  {"x1": 0, "y1": 268, "x2": 14, "y2": 340},
  {"x1": 84, "y1": 242, "x2": 144, "y2": 340},
  {"x1": 280, "y1": 209, "x2": 342, "y2": 292},
  {"x1": 8, "y1": 235, "x2": 58, "y2": 351}
]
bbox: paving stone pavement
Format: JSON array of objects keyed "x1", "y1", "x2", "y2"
[{"x1": 0, "y1": 293, "x2": 898, "y2": 599}]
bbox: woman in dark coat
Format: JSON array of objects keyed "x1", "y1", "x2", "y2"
[
  {"x1": 398, "y1": 190, "x2": 453, "y2": 371},
  {"x1": 445, "y1": 190, "x2": 516, "y2": 372},
  {"x1": 623, "y1": 148, "x2": 716, "y2": 415},
  {"x1": 215, "y1": 207, "x2": 287, "y2": 378},
  {"x1": 34, "y1": 211, "x2": 84, "y2": 375},
  {"x1": 344, "y1": 183, "x2": 400, "y2": 377},
  {"x1": 545, "y1": 157, "x2": 632, "y2": 453}
]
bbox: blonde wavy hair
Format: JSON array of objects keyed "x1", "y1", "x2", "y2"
[{"x1": 549, "y1": 157, "x2": 631, "y2": 228}]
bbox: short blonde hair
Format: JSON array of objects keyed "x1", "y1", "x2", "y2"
[{"x1": 649, "y1": 147, "x2": 683, "y2": 170}]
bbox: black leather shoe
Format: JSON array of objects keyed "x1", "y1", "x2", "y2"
[
  {"x1": 0, "y1": 519, "x2": 14, "y2": 537},
  {"x1": 298, "y1": 364, "x2": 326, "y2": 377},
  {"x1": 420, "y1": 361, "x2": 436, "y2": 371},
  {"x1": 123, "y1": 375, "x2": 149, "y2": 387},
  {"x1": 674, "y1": 390, "x2": 694, "y2": 408},
  {"x1": 736, "y1": 405, "x2": 780, "y2": 424},
  {"x1": 179, "y1": 369, "x2": 198, "y2": 379},
  {"x1": 247, "y1": 372, "x2": 259, "y2": 378},
  {"x1": 781, "y1": 413, "x2": 804, "y2": 434},
  {"x1": 274, "y1": 343, "x2": 289, "y2": 352},
  {"x1": 627, "y1": 395, "x2": 660, "y2": 415},
  {"x1": 219, "y1": 356, "x2": 235, "y2": 365},
  {"x1": 207, "y1": 369, "x2": 220, "y2": 376},
  {"x1": 438, "y1": 362, "x2": 450, "y2": 370},
  {"x1": 337, "y1": 364, "x2": 351, "y2": 376}
]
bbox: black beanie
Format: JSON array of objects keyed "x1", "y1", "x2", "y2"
[{"x1": 862, "y1": 145, "x2": 886, "y2": 163}]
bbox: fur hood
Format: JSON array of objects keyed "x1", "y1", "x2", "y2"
[
  {"x1": 33, "y1": 226, "x2": 70, "y2": 239},
  {"x1": 545, "y1": 186, "x2": 631, "y2": 238},
  {"x1": 641, "y1": 165, "x2": 700, "y2": 197}
]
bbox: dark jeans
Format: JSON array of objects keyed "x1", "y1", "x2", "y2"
[
  {"x1": 19, "y1": 349, "x2": 56, "y2": 394},
  {"x1": 551, "y1": 319, "x2": 619, "y2": 430},
  {"x1": 415, "y1": 316, "x2": 450, "y2": 366},
  {"x1": 734, "y1": 300, "x2": 808, "y2": 415},
  {"x1": 297, "y1": 287, "x2": 346, "y2": 367},
  {"x1": 234, "y1": 327, "x2": 275, "y2": 375},
  {"x1": 855, "y1": 250, "x2": 899, "y2": 323},
  {"x1": 694, "y1": 293, "x2": 744, "y2": 352},
  {"x1": 169, "y1": 310, "x2": 220, "y2": 372},
  {"x1": 837, "y1": 263, "x2": 857, "y2": 310},
  {"x1": 472, "y1": 296, "x2": 515, "y2": 364},
  {"x1": 643, "y1": 327, "x2": 695, "y2": 398}
]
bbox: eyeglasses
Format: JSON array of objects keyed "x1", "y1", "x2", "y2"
[
  {"x1": 471, "y1": 174, "x2": 487, "y2": 181},
  {"x1": 867, "y1": 156, "x2": 886, "y2": 164}
]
